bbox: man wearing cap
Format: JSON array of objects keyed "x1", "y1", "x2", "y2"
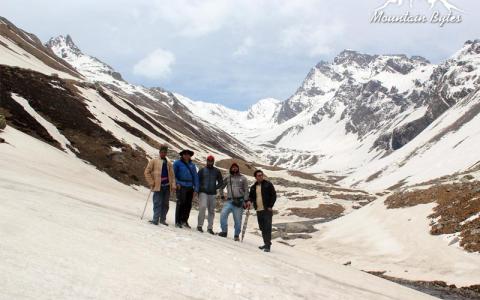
[
  {"x1": 218, "y1": 162, "x2": 249, "y2": 241},
  {"x1": 144, "y1": 144, "x2": 176, "y2": 226},
  {"x1": 197, "y1": 155, "x2": 224, "y2": 234},
  {"x1": 173, "y1": 149, "x2": 200, "y2": 228}
]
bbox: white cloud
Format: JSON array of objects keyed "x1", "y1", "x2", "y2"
[
  {"x1": 133, "y1": 48, "x2": 175, "y2": 79},
  {"x1": 151, "y1": 0, "x2": 233, "y2": 37},
  {"x1": 233, "y1": 36, "x2": 254, "y2": 57},
  {"x1": 281, "y1": 21, "x2": 345, "y2": 57}
]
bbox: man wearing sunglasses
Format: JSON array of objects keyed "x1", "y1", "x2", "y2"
[{"x1": 246, "y1": 169, "x2": 277, "y2": 252}]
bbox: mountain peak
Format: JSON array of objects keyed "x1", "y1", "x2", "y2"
[
  {"x1": 46, "y1": 34, "x2": 125, "y2": 83},
  {"x1": 246, "y1": 98, "x2": 281, "y2": 122},
  {"x1": 334, "y1": 50, "x2": 377, "y2": 67},
  {"x1": 46, "y1": 34, "x2": 82, "y2": 57}
]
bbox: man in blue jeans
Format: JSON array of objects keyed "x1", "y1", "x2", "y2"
[
  {"x1": 144, "y1": 144, "x2": 176, "y2": 226},
  {"x1": 218, "y1": 163, "x2": 249, "y2": 241}
]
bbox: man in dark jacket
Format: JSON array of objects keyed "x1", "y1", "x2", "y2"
[
  {"x1": 246, "y1": 169, "x2": 276, "y2": 252},
  {"x1": 173, "y1": 149, "x2": 200, "y2": 228},
  {"x1": 197, "y1": 155, "x2": 223, "y2": 234}
]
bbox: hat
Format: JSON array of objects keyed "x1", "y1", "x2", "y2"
[
  {"x1": 207, "y1": 155, "x2": 215, "y2": 161},
  {"x1": 179, "y1": 149, "x2": 194, "y2": 156},
  {"x1": 229, "y1": 162, "x2": 240, "y2": 174},
  {"x1": 159, "y1": 144, "x2": 169, "y2": 152}
]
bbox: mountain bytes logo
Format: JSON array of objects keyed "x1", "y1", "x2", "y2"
[{"x1": 371, "y1": 0, "x2": 463, "y2": 27}]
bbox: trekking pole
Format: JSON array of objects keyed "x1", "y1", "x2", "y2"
[
  {"x1": 140, "y1": 190, "x2": 153, "y2": 220},
  {"x1": 241, "y1": 208, "x2": 250, "y2": 242}
]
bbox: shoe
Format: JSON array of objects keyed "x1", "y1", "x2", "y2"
[
  {"x1": 234, "y1": 236, "x2": 240, "y2": 242},
  {"x1": 263, "y1": 247, "x2": 271, "y2": 253},
  {"x1": 175, "y1": 223, "x2": 183, "y2": 228},
  {"x1": 182, "y1": 222, "x2": 191, "y2": 229},
  {"x1": 258, "y1": 245, "x2": 266, "y2": 250},
  {"x1": 207, "y1": 229, "x2": 215, "y2": 235},
  {"x1": 160, "y1": 221, "x2": 169, "y2": 226},
  {"x1": 149, "y1": 220, "x2": 159, "y2": 225},
  {"x1": 218, "y1": 232, "x2": 227, "y2": 238},
  {"x1": 197, "y1": 226, "x2": 204, "y2": 233}
]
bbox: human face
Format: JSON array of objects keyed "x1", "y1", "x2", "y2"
[
  {"x1": 231, "y1": 165, "x2": 239, "y2": 174},
  {"x1": 182, "y1": 153, "x2": 191, "y2": 161},
  {"x1": 160, "y1": 150, "x2": 167, "y2": 159},
  {"x1": 255, "y1": 172, "x2": 264, "y2": 183},
  {"x1": 206, "y1": 159, "x2": 214, "y2": 167}
]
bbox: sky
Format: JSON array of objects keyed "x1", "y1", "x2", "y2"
[{"x1": 2, "y1": 0, "x2": 479, "y2": 110}]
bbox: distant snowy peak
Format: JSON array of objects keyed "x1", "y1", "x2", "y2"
[
  {"x1": 275, "y1": 48, "x2": 434, "y2": 124},
  {"x1": 46, "y1": 35, "x2": 124, "y2": 83},
  {"x1": 246, "y1": 98, "x2": 281, "y2": 122},
  {"x1": 452, "y1": 39, "x2": 480, "y2": 60},
  {"x1": 48, "y1": 35, "x2": 82, "y2": 56}
]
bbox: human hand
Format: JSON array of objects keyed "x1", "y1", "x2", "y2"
[{"x1": 176, "y1": 184, "x2": 181, "y2": 190}]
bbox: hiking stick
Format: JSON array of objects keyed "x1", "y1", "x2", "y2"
[
  {"x1": 241, "y1": 208, "x2": 250, "y2": 242},
  {"x1": 141, "y1": 190, "x2": 153, "y2": 220}
]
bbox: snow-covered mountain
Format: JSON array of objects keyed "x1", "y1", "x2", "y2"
[
  {"x1": 182, "y1": 40, "x2": 480, "y2": 190},
  {"x1": 175, "y1": 94, "x2": 281, "y2": 139},
  {"x1": 0, "y1": 17, "x2": 256, "y2": 187},
  {"x1": 46, "y1": 34, "x2": 125, "y2": 83}
]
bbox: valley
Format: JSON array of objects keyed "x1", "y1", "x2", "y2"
[{"x1": 1, "y1": 14, "x2": 479, "y2": 299}]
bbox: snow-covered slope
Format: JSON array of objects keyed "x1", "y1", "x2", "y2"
[
  {"x1": 47, "y1": 35, "x2": 124, "y2": 84},
  {"x1": 0, "y1": 126, "x2": 437, "y2": 300},
  {"x1": 294, "y1": 194, "x2": 480, "y2": 287}
]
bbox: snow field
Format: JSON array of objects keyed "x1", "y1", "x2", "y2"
[{"x1": 0, "y1": 127, "x2": 436, "y2": 299}]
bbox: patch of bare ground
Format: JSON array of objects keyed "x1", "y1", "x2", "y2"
[
  {"x1": 290, "y1": 195, "x2": 318, "y2": 201},
  {"x1": 0, "y1": 66, "x2": 147, "y2": 186},
  {"x1": 327, "y1": 176, "x2": 347, "y2": 185},
  {"x1": 216, "y1": 159, "x2": 257, "y2": 177},
  {"x1": 330, "y1": 193, "x2": 376, "y2": 202},
  {"x1": 287, "y1": 170, "x2": 324, "y2": 182},
  {"x1": 385, "y1": 181, "x2": 480, "y2": 253},
  {"x1": 387, "y1": 178, "x2": 409, "y2": 191},
  {"x1": 288, "y1": 203, "x2": 345, "y2": 219},
  {"x1": 366, "y1": 271, "x2": 480, "y2": 300},
  {"x1": 366, "y1": 170, "x2": 383, "y2": 182}
]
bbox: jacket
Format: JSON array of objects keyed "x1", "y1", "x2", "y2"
[
  {"x1": 248, "y1": 180, "x2": 277, "y2": 210},
  {"x1": 220, "y1": 173, "x2": 249, "y2": 201},
  {"x1": 198, "y1": 166, "x2": 224, "y2": 195},
  {"x1": 144, "y1": 158, "x2": 176, "y2": 192},
  {"x1": 173, "y1": 159, "x2": 200, "y2": 192}
]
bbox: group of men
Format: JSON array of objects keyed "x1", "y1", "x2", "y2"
[{"x1": 144, "y1": 144, "x2": 276, "y2": 252}]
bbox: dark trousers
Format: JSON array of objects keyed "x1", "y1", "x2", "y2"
[
  {"x1": 257, "y1": 210, "x2": 273, "y2": 247},
  {"x1": 152, "y1": 188, "x2": 170, "y2": 223},
  {"x1": 175, "y1": 186, "x2": 194, "y2": 224}
]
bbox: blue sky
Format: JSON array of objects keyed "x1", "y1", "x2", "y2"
[{"x1": 2, "y1": 0, "x2": 479, "y2": 110}]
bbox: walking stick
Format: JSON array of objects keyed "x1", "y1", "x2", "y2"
[
  {"x1": 241, "y1": 208, "x2": 250, "y2": 242},
  {"x1": 140, "y1": 190, "x2": 153, "y2": 220}
]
